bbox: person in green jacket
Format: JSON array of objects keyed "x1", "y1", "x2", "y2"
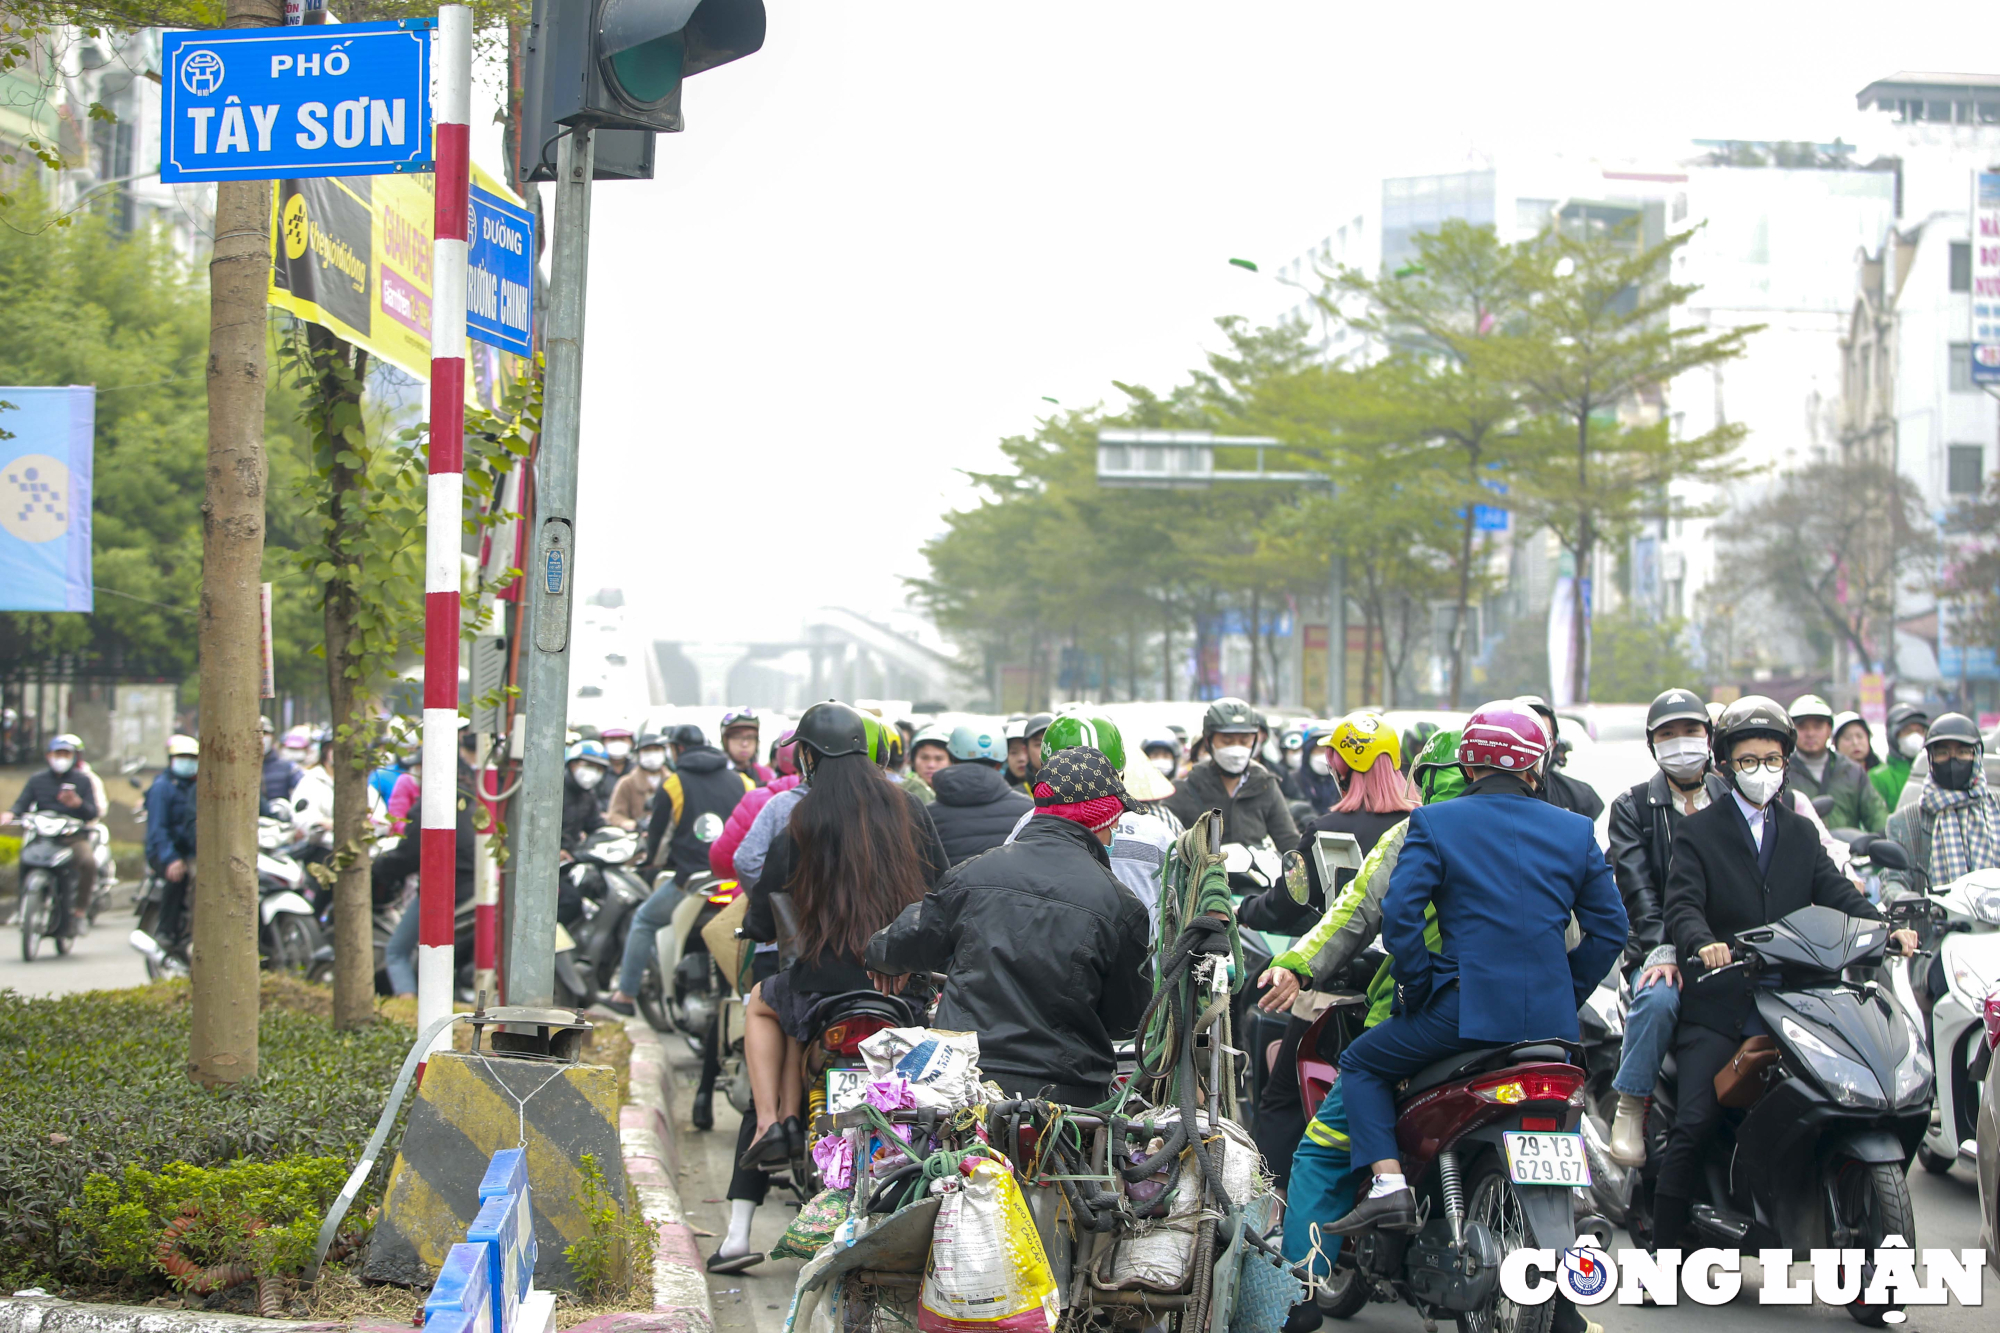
[
  {"x1": 1786, "y1": 694, "x2": 1887, "y2": 833},
  {"x1": 1870, "y1": 702, "x2": 1931, "y2": 812}
]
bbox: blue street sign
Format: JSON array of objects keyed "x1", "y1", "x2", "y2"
[
  {"x1": 160, "y1": 21, "x2": 432, "y2": 184},
  {"x1": 467, "y1": 187, "x2": 535, "y2": 356}
]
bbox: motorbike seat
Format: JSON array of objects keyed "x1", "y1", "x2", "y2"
[
  {"x1": 801, "y1": 988, "x2": 920, "y2": 1036},
  {"x1": 1399, "y1": 1042, "x2": 1577, "y2": 1100}
]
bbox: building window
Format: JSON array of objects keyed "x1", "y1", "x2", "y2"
[
  {"x1": 1949, "y1": 444, "x2": 1984, "y2": 495},
  {"x1": 1951, "y1": 342, "x2": 1976, "y2": 393},
  {"x1": 1952, "y1": 242, "x2": 1973, "y2": 292}
]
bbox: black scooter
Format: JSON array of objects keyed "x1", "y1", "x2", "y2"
[
  {"x1": 553, "y1": 826, "x2": 650, "y2": 1006},
  {"x1": 1641, "y1": 902, "x2": 1931, "y2": 1327}
]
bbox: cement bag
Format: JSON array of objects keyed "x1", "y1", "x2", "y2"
[
  {"x1": 918, "y1": 1158, "x2": 1059, "y2": 1333},
  {"x1": 859, "y1": 1027, "x2": 985, "y2": 1110}
]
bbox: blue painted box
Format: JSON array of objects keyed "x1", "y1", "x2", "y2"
[
  {"x1": 467, "y1": 1190, "x2": 534, "y2": 1333},
  {"x1": 423, "y1": 1243, "x2": 493, "y2": 1333}
]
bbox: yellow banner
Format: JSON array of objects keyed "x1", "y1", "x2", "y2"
[{"x1": 268, "y1": 164, "x2": 526, "y2": 405}]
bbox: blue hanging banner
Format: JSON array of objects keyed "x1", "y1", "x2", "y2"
[
  {"x1": 0, "y1": 387, "x2": 95, "y2": 612},
  {"x1": 160, "y1": 21, "x2": 433, "y2": 184}
]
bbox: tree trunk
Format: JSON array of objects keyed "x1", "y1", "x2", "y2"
[
  {"x1": 1569, "y1": 412, "x2": 1593, "y2": 705},
  {"x1": 1450, "y1": 450, "x2": 1481, "y2": 708},
  {"x1": 1247, "y1": 590, "x2": 1261, "y2": 706},
  {"x1": 313, "y1": 328, "x2": 374, "y2": 1030},
  {"x1": 1161, "y1": 599, "x2": 1173, "y2": 701},
  {"x1": 190, "y1": 0, "x2": 282, "y2": 1089}
]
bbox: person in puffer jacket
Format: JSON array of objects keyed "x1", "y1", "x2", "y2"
[
  {"x1": 927, "y1": 725, "x2": 1033, "y2": 865},
  {"x1": 710, "y1": 733, "x2": 801, "y2": 880}
]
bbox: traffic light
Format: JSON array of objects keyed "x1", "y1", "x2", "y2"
[{"x1": 532, "y1": 0, "x2": 765, "y2": 135}]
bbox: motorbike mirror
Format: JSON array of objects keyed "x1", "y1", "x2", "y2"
[
  {"x1": 1811, "y1": 794, "x2": 1836, "y2": 818},
  {"x1": 1282, "y1": 850, "x2": 1310, "y2": 905},
  {"x1": 1867, "y1": 838, "x2": 1912, "y2": 872}
]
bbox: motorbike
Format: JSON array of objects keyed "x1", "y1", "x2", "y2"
[
  {"x1": 651, "y1": 868, "x2": 735, "y2": 1044},
  {"x1": 1642, "y1": 901, "x2": 1931, "y2": 1327},
  {"x1": 1872, "y1": 841, "x2": 2000, "y2": 1177},
  {"x1": 129, "y1": 810, "x2": 322, "y2": 977},
  {"x1": 550, "y1": 826, "x2": 650, "y2": 1007},
  {"x1": 1312, "y1": 1037, "x2": 1590, "y2": 1333},
  {"x1": 16, "y1": 809, "x2": 90, "y2": 961}
]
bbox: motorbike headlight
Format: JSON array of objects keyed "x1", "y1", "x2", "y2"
[
  {"x1": 1890, "y1": 1007, "x2": 1933, "y2": 1107},
  {"x1": 1947, "y1": 951, "x2": 1995, "y2": 1008},
  {"x1": 1969, "y1": 888, "x2": 2000, "y2": 927},
  {"x1": 257, "y1": 821, "x2": 284, "y2": 852},
  {"x1": 1780, "y1": 1015, "x2": 1887, "y2": 1110}
]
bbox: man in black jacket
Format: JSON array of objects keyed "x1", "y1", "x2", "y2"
[
  {"x1": 867, "y1": 747, "x2": 1151, "y2": 1105},
  {"x1": 6, "y1": 735, "x2": 101, "y2": 921},
  {"x1": 1517, "y1": 696, "x2": 1605, "y2": 822},
  {"x1": 927, "y1": 724, "x2": 1032, "y2": 865},
  {"x1": 1163, "y1": 697, "x2": 1298, "y2": 850},
  {"x1": 1654, "y1": 695, "x2": 1915, "y2": 1253}
]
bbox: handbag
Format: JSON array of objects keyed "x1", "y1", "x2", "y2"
[{"x1": 1713, "y1": 1034, "x2": 1780, "y2": 1108}]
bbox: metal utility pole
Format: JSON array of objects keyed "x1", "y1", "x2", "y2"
[
  {"x1": 1327, "y1": 554, "x2": 1347, "y2": 715},
  {"x1": 505, "y1": 127, "x2": 594, "y2": 1007}
]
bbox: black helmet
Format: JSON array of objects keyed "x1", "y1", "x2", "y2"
[
  {"x1": 1886, "y1": 702, "x2": 1931, "y2": 737},
  {"x1": 1023, "y1": 712, "x2": 1055, "y2": 741},
  {"x1": 1712, "y1": 694, "x2": 1797, "y2": 762},
  {"x1": 1925, "y1": 712, "x2": 1983, "y2": 752},
  {"x1": 667, "y1": 723, "x2": 706, "y2": 749},
  {"x1": 792, "y1": 700, "x2": 873, "y2": 761},
  {"x1": 1646, "y1": 688, "x2": 1709, "y2": 738},
  {"x1": 1203, "y1": 696, "x2": 1263, "y2": 737}
]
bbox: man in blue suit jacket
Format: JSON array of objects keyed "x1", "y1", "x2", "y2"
[{"x1": 1329, "y1": 703, "x2": 1626, "y2": 1233}]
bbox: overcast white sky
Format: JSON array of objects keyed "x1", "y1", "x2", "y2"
[{"x1": 471, "y1": 0, "x2": 1983, "y2": 646}]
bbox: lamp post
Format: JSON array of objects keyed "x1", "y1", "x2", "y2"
[{"x1": 1093, "y1": 430, "x2": 1346, "y2": 715}]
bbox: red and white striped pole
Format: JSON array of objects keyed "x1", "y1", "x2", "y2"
[{"x1": 420, "y1": 3, "x2": 472, "y2": 1049}]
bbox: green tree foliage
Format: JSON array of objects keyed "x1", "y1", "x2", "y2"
[{"x1": 1588, "y1": 606, "x2": 1700, "y2": 703}]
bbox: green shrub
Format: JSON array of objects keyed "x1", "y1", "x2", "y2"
[
  {"x1": 563, "y1": 1153, "x2": 655, "y2": 1304},
  {"x1": 66, "y1": 1155, "x2": 350, "y2": 1284},
  {"x1": 0, "y1": 983, "x2": 413, "y2": 1289},
  {"x1": 0, "y1": 833, "x2": 19, "y2": 866}
]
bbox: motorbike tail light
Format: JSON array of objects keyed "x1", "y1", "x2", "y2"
[
  {"x1": 1984, "y1": 993, "x2": 2000, "y2": 1052},
  {"x1": 822, "y1": 1016, "x2": 893, "y2": 1056},
  {"x1": 1470, "y1": 1067, "x2": 1586, "y2": 1106},
  {"x1": 1519, "y1": 1116, "x2": 1561, "y2": 1132}
]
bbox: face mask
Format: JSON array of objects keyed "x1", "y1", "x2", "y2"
[
  {"x1": 280, "y1": 747, "x2": 307, "y2": 765},
  {"x1": 1152, "y1": 756, "x2": 1176, "y2": 776},
  {"x1": 605, "y1": 741, "x2": 632, "y2": 760},
  {"x1": 48, "y1": 755, "x2": 73, "y2": 774},
  {"x1": 638, "y1": 749, "x2": 666, "y2": 771},
  {"x1": 572, "y1": 765, "x2": 604, "y2": 790},
  {"x1": 1213, "y1": 745, "x2": 1252, "y2": 775},
  {"x1": 1282, "y1": 750, "x2": 1302, "y2": 771},
  {"x1": 170, "y1": 757, "x2": 198, "y2": 779},
  {"x1": 1654, "y1": 735, "x2": 1709, "y2": 783},
  {"x1": 1734, "y1": 766, "x2": 1785, "y2": 807},
  {"x1": 1933, "y1": 756, "x2": 1977, "y2": 791},
  {"x1": 1898, "y1": 732, "x2": 1925, "y2": 759},
  {"x1": 1308, "y1": 751, "x2": 1332, "y2": 778}
]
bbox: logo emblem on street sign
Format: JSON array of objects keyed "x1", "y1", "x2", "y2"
[{"x1": 180, "y1": 48, "x2": 226, "y2": 96}]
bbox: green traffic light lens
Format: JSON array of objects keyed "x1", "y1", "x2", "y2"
[{"x1": 610, "y1": 31, "x2": 685, "y2": 106}]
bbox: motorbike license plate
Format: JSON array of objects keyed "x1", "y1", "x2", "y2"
[
  {"x1": 826, "y1": 1068, "x2": 869, "y2": 1116},
  {"x1": 1502, "y1": 1131, "x2": 1591, "y2": 1187}
]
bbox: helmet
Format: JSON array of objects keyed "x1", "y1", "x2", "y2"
[
  {"x1": 1041, "y1": 714, "x2": 1126, "y2": 771},
  {"x1": 1712, "y1": 695, "x2": 1797, "y2": 762},
  {"x1": 667, "y1": 723, "x2": 707, "y2": 749},
  {"x1": 1886, "y1": 702, "x2": 1931, "y2": 738},
  {"x1": 1141, "y1": 733, "x2": 1184, "y2": 761},
  {"x1": 1003, "y1": 715, "x2": 1028, "y2": 742},
  {"x1": 1646, "y1": 688, "x2": 1709, "y2": 738},
  {"x1": 1399, "y1": 720, "x2": 1441, "y2": 772},
  {"x1": 166, "y1": 734, "x2": 199, "y2": 759},
  {"x1": 719, "y1": 708, "x2": 760, "y2": 736},
  {"x1": 1457, "y1": 701, "x2": 1550, "y2": 773},
  {"x1": 1412, "y1": 728, "x2": 1466, "y2": 803},
  {"x1": 1328, "y1": 711, "x2": 1399, "y2": 773},
  {"x1": 47, "y1": 732, "x2": 81, "y2": 753},
  {"x1": 1925, "y1": 712, "x2": 1983, "y2": 752},
  {"x1": 1280, "y1": 728, "x2": 1306, "y2": 752},
  {"x1": 281, "y1": 726, "x2": 311, "y2": 749},
  {"x1": 566, "y1": 739, "x2": 611, "y2": 769},
  {"x1": 911, "y1": 723, "x2": 953, "y2": 754},
  {"x1": 1023, "y1": 712, "x2": 1055, "y2": 741},
  {"x1": 1203, "y1": 697, "x2": 1262, "y2": 738},
  {"x1": 599, "y1": 725, "x2": 635, "y2": 742},
  {"x1": 1831, "y1": 711, "x2": 1869, "y2": 743},
  {"x1": 947, "y1": 724, "x2": 1005, "y2": 764},
  {"x1": 635, "y1": 730, "x2": 667, "y2": 751},
  {"x1": 792, "y1": 700, "x2": 875, "y2": 762},
  {"x1": 259, "y1": 716, "x2": 275, "y2": 735},
  {"x1": 1705, "y1": 701, "x2": 1726, "y2": 725},
  {"x1": 876, "y1": 719, "x2": 905, "y2": 767},
  {"x1": 1514, "y1": 694, "x2": 1556, "y2": 724},
  {"x1": 1787, "y1": 694, "x2": 1835, "y2": 725}
]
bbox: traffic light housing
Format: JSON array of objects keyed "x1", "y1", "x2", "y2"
[{"x1": 532, "y1": 0, "x2": 765, "y2": 134}]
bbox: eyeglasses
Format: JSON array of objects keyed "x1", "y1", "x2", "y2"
[{"x1": 1729, "y1": 754, "x2": 1787, "y2": 774}]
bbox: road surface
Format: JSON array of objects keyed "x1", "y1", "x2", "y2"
[{"x1": 0, "y1": 893, "x2": 151, "y2": 997}]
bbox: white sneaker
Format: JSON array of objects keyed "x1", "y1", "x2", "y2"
[{"x1": 1609, "y1": 1095, "x2": 1647, "y2": 1167}]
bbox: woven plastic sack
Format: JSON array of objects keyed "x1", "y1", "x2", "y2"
[
  {"x1": 772, "y1": 1186, "x2": 852, "y2": 1261},
  {"x1": 1102, "y1": 1115, "x2": 1262, "y2": 1292},
  {"x1": 918, "y1": 1158, "x2": 1059, "y2": 1333}
]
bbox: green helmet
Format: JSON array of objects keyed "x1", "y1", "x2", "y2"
[
  {"x1": 1411, "y1": 728, "x2": 1466, "y2": 804},
  {"x1": 1040, "y1": 713, "x2": 1126, "y2": 771}
]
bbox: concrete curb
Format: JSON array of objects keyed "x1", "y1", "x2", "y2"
[
  {"x1": 0, "y1": 1299, "x2": 409, "y2": 1333},
  {"x1": 588, "y1": 1019, "x2": 711, "y2": 1333}
]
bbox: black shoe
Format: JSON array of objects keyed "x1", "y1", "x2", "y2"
[
  {"x1": 597, "y1": 995, "x2": 636, "y2": 1017},
  {"x1": 1283, "y1": 1302, "x2": 1325, "y2": 1333},
  {"x1": 737, "y1": 1123, "x2": 791, "y2": 1172},
  {"x1": 1326, "y1": 1187, "x2": 1418, "y2": 1235},
  {"x1": 690, "y1": 1089, "x2": 713, "y2": 1132},
  {"x1": 784, "y1": 1115, "x2": 805, "y2": 1159},
  {"x1": 706, "y1": 1249, "x2": 763, "y2": 1274}
]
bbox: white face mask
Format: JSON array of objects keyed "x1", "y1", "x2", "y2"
[
  {"x1": 572, "y1": 765, "x2": 604, "y2": 790},
  {"x1": 1653, "y1": 735, "x2": 1709, "y2": 783},
  {"x1": 1897, "y1": 731, "x2": 1924, "y2": 759},
  {"x1": 1308, "y1": 750, "x2": 1333, "y2": 777},
  {"x1": 1735, "y1": 766, "x2": 1785, "y2": 807},
  {"x1": 49, "y1": 754, "x2": 73, "y2": 774},
  {"x1": 605, "y1": 740, "x2": 632, "y2": 760},
  {"x1": 280, "y1": 747, "x2": 308, "y2": 765},
  {"x1": 637, "y1": 748, "x2": 667, "y2": 771},
  {"x1": 1213, "y1": 745, "x2": 1252, "y2": 775},
  {"x1": 1151, "y1": 756, "x2": 1176, "y2": 776}
]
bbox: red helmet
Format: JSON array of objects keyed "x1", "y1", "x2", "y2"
[{"x1": 1457, "y1": 701, "x2": 1550, "y2": 773}]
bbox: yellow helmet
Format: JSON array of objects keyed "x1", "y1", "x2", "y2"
[{"x1": 1327, "y1": 710, "x2": 1400, "y2": 773}]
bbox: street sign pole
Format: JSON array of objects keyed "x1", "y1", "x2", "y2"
[
  {"x1": 505, "y1": 125, "x2": 594, "y2": 1007},
  {"x1": 419, "y1": 4, "x2": 472, "y2": 1052},
  {"x1": 1328, "y1": 553, "x2": 1346, "y2": 716}
]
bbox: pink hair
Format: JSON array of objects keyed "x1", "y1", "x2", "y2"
[{"x1": 1333, "y1": 756, "x2": 1419, "y2": 814}]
